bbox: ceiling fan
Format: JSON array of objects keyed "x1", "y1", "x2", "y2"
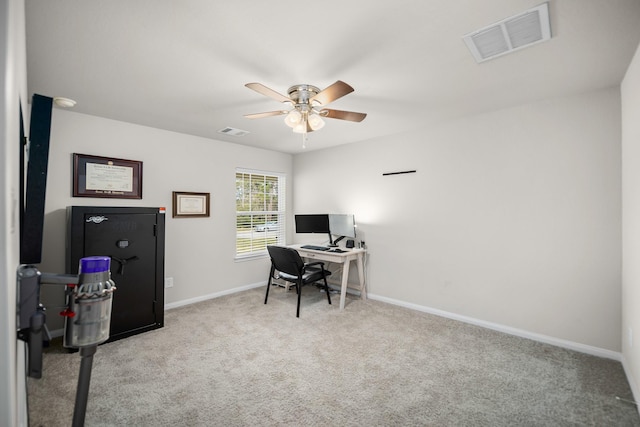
[{"x1": 244, "y1": 80, "x2": 367, "y2": 138}]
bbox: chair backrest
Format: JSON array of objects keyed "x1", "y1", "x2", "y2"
[{"x1": 267, "y1": 246, "x2": 304, "y2": 277}]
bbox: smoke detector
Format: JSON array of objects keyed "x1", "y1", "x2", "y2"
[
  {"x1": 53, "y1": 97, "x2": 76, "y2": 108},
  {"x1": 463, "y1": 2, "x2": 551, "y2": 63}
]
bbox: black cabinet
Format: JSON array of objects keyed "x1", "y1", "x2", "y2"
[{"x1": 66, "y1": 206, "x2": 165, "y2": 341}]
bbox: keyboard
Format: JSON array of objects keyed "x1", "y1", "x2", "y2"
[{"x1": 300, "y1": 245, "x2": 330, "y2": 251}]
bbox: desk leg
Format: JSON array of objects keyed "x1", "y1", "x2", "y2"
[
  {"x1": 357, "y1": 253, "x2": 366, "y2": 300},
  {"x1": 340, "y1": 259, "x2": 351, "y2": 310}
]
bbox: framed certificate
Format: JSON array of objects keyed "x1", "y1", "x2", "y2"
[
  {"x1": 73, "y1": 153, "x2": 143, "y2": 199},
  {"x1": 172, "y1": 191, "x2": 210, "y2": 218}
]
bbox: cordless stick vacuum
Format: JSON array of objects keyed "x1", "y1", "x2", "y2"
[
  {"x1": 18, "y1": 256, "x2": 116, "y2": 426},
  {"x1": 60, "y1": 256, "x2": 116, "y2": 427}
]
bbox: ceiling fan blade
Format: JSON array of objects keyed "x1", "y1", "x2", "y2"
[
  {"x1": 310, "y1": 80, "x2": 354, "y2": 106},
  {"x1": 245, "y1": 83, "x2": 292, "y2": 104},
  {"x1": 319, "y1": 109, "x2": 367, "y2": 122},
  {"x1": 244, "y1": 110, "x2": 288, "y2": 119}
]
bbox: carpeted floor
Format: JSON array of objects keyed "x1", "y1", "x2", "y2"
[{"x1": 28, "y1": 286, "x2": 640, "y2": 426}]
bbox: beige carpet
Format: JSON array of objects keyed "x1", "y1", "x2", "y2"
[{"x1": 28, "y1": 286, "x2": 640, "y2": 426}]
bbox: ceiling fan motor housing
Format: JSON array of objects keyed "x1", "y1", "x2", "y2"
[{"x1": 287, "y1": 85, "x2": 321, "y2": 107}]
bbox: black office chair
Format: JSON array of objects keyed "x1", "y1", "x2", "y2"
[{"x1": 265, "y1": 245, "x2": 332, "y2": 317}]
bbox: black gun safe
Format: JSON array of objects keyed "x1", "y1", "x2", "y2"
[{"x1": 66, "y1": 206, "x2": 165, "y2": 341}]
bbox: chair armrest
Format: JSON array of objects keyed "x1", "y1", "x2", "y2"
[
  {"x1": 304, "y1": 261, "x2": 325, "y2": 269},
  {"x1": 303, "y1": 261, "x2": 327, "y2": 275}
]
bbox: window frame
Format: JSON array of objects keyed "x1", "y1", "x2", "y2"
[{"x1": 235, "y1": 168, "x2": 286, "y2": 260}]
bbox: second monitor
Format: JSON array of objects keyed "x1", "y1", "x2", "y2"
[{"x1": 328, "y1": 214, "x2": 356, "y2": 244}]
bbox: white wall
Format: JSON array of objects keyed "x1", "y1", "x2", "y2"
[
  {"x1": 294, "y1": 88, "x2": 622, "y2": 352},
  {"x1": 38, "y1": 109, "x2": 292, "y2": 331},
  {"x1": 622, "y1": 41, "x2": 640, "y2": 401},
  {"x1": 1, "y1": 0, "x2": 28, "y2": 425}
]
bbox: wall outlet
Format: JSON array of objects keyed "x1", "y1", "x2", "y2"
[{"x1": 164, "y1": 277, "x2": 174, "y2": 288}]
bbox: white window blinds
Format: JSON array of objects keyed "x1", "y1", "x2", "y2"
[{"x1": 235, "y1": 169, "x2": 286, "y2": 258}]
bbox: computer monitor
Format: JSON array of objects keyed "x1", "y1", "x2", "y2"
[
  {"x1": 329, "y1": 214, "x2": 356, "y2": 244},
  {"x1": 295, "y1": 214, "x2": 332, "y2": 246},
  {"x1": 294, "y1": 214, "x2": 330, "y2": 234}
]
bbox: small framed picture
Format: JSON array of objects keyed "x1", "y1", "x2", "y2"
[
  {"x1": 73, "y1": 153, "x2": 143, "y2": 199},
  {"x1": 172, "y1": 191, "x2": 210, "y2": 218}
]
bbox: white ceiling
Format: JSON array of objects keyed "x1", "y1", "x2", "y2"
[{"x1": 24, "y1": 1, "x2": 640, "y2": 154}]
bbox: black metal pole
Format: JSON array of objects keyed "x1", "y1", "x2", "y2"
[{"x1": 72, "y1": 345, "x2": 97, "y2": 427}]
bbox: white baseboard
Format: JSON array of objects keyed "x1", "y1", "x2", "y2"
[
  {"x1": 367, "y1": 292, "x2": 622, "y2": 361},
  {"x1": 164, "y1": 281, "x2": 265, "y2": 310}
]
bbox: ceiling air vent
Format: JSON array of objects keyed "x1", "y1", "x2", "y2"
[
  {"x1": 218, "y1": 127, "x2": 249, "y2": 137},
  {"x1": 463, "y1": 2, "x2": 551, "y2": 63}
]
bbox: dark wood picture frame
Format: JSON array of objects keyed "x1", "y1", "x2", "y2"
[
  {"x1": 172, "y1": 191, "x2": 210, "y2": 218},
  {"x1": 73, "y1": 153, "x2": 143, "y2": 199}
]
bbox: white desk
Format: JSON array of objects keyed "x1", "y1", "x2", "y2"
[{"x1": 292, "y1": 245, "x2": 366, "y2": 310}]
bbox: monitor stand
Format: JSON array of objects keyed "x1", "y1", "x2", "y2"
[{"x1": 328, "y1": 235, "x2": 345, "y2": 247}]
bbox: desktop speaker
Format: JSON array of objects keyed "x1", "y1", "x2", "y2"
[{"x1": 346, "y1": 239, "x2": 355, "y2": 248}]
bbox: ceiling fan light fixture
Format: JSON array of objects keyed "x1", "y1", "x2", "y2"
[
  {"x1": 284, "y1": 110, "x2": 302, "y2": 128},
  {"x1": 308, "y1": 113, "x2": 325, "y2": 131},
  {"x1": 292, "y1": 120, "x2": 307, "y2": 134}
]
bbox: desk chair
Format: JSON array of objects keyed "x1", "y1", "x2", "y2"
[{"x1": 265, "y1": 246, "x2": 332, "y2": 317}]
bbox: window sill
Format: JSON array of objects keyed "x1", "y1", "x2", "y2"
[{"x1": 234, "y1": 253, "x2": 269, "y2": 262}]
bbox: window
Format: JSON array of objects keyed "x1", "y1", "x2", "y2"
[{"x1": 235, "y1": 169, "x2": 286, "y2": 259}]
